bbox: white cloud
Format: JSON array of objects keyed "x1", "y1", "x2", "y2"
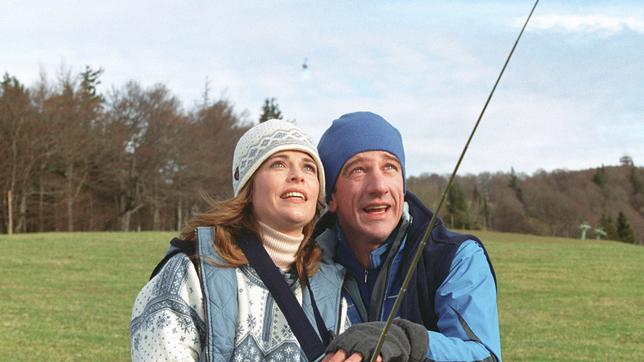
[{"x1": 530, "y1": 15, "x2": 644, "y2": 35}]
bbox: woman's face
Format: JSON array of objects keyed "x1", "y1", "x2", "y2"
[{"x1": 251, "y1": 150, "x2": 320, "y2": 236}]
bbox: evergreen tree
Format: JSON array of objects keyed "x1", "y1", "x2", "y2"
[
  {"x1": 471, "y1": 186, "x2": 484, "y2": 229},
  {"x1": 508, "y1": 167, "x2": 524, "y2": 203},
  {"x1": 482, "y1": 198, "x2": 491, "y2": 230},
  {"x1": 616, "y1": 211, "x2": 635, "y2": 243},
  {"x1": 259, "y1": 97, "x2": 283, "y2": 123},
  {"x1": 598, "y1": 211, "x2": 618, "y2": 240},
  {"x1": 592, "y1": 166, "x2": 607, "y2": 187},
  {"x1": 79, "y1": 66, "x2": 104, "y2": 99},
  {"x1": 447, "y1": 182, "x2": 469, "y2": 229},
  {"x1": 620, "y1": 155, "x2": 634, "y2": 167}
]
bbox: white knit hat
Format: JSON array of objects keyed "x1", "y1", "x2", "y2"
[{"x1": 232, "y1": 119, "x2": 325, "y2": 203}]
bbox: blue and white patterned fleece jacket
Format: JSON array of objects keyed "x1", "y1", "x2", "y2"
[{"x1": 130, "y1": 230, "x2": 350, "y2": 361}]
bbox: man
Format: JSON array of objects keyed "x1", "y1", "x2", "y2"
[{"x1": 315, "y1": 112, "x2": 501, "y2": 362}]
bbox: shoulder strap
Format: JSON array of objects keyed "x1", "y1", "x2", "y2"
[
  {"x1": 236, "y1": 230, "x2": 328, "y2": 361},
  {"x1": 149, "y1": 238, "x2": 197, "y2": 280},
  {"x1": 302, "y1": 274, "x2": 333, "y2": 345}
]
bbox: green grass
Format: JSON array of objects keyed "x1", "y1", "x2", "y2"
[
  {"x1": 0, "y1": 232, "x2": 172, "y2": 361},
  {"x1": 475, "y1": 231, "x2": 644, "y2": 361},
  {"x1": 1, "y1": 231, "x2": 643, "y2": 361}
]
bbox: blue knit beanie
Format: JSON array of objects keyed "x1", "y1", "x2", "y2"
[{"x1": 317, "y1": 111, "x2": 406, "y2": 202}]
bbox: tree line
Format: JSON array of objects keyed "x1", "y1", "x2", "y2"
[
  {"x1": 1, "y1": 68, "x2": 253, "y2": 233},
  {"x1": 408, "y1": 161, "x2": 644, "y2": 245},
  {"x1": 2, "y1": 67, "x2": 642, "y2": 244}
]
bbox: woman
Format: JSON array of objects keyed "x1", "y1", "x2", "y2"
[{"x1": 130, "y1": 119, "x2": 348, "y2": 361}]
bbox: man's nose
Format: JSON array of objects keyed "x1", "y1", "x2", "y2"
[{"x1": 366, "y1": 171, "x2": 388, "y2": 195}]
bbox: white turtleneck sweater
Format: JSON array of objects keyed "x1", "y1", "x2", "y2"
[
  {"x1": 258, "y1": 221, "x2": 303, "y2": 271},
  {"x1": 131, "y1": 225, "x2": 348, "y2": 361}
]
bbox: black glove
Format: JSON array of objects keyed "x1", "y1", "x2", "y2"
[
  {"x1": 325, "y1": 319, "x2": 428, "y2": 362},
  {"x1": 392, "y1": 319, "x2": 429, "y2": 362}
]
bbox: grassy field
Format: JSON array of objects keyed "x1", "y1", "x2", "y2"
[{"x1": 0, "y1": 231, "x2": 642, "y2": 361}]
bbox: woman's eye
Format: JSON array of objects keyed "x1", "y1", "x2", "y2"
[
  {"x1": 304, "y1": 164, "x2": 316, "y2": 173},
  {"x1": 270, "y1": 161, "x2": 286, "y2": 168}
]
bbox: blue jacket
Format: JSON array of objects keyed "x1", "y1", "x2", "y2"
[
  {"x1": 194, "y1": 227, "x2": 347, "y2": 361},
  {"x1": 314, "y1": 192, "x2": 501, "y2": 361}
]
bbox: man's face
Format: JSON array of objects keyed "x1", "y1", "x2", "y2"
[{"x1": 328, "y1": 150, "x2": 405, "y2": 246}]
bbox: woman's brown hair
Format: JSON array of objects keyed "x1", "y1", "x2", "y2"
[{"x1": 181, "y1": 177, "x2": 323, "y2": 279}]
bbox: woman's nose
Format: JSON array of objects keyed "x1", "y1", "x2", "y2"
[{"x1": 289, "y1": 168, "x2": 305, "y2": 182}]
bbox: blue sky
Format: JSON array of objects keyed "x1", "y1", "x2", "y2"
[{"x1": 2, "y1": 1, "x2": 643, "y2": 176}]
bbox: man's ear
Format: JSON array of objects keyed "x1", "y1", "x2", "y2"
[{"x1": 327, "y1": 194, "x2": 337, "y2": 212}]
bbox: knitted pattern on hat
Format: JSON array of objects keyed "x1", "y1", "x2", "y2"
[
  {"x1": 317, "y1": 111, "x2": 405, "y2": 202},
  {"x1": 232, "y1": 119, "x2": 325, "y2": 203}
]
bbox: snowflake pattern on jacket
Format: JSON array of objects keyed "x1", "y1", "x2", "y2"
[
  {"x1": 130, "y1": 254, "x2": 348, "y2": 361},
  {"x1": 130, "y1": 255, "x2": 205, "y2": 360}
]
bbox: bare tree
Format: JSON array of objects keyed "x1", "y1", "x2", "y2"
[
  {"x1": 103, "y1": 81, "x2": 186, "y2": 230},
  {"x1": 0, "y1": 74, "x2": 53, "y2": 233},
  {"x1": 174, "y1": 98, "x2": 250, "y2": 228}
]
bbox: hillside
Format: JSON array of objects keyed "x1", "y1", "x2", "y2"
[{"x1": 408, "y1": 164, "x2": 644, "y2": 244}]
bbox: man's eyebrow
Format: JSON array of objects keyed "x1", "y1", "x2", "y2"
[
  {"x1": 383, "y1": 154, "x2": 402, "y2": 166},
  {"x1": 341, "y1": 157, "x2": 365, "y2": 175}
]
